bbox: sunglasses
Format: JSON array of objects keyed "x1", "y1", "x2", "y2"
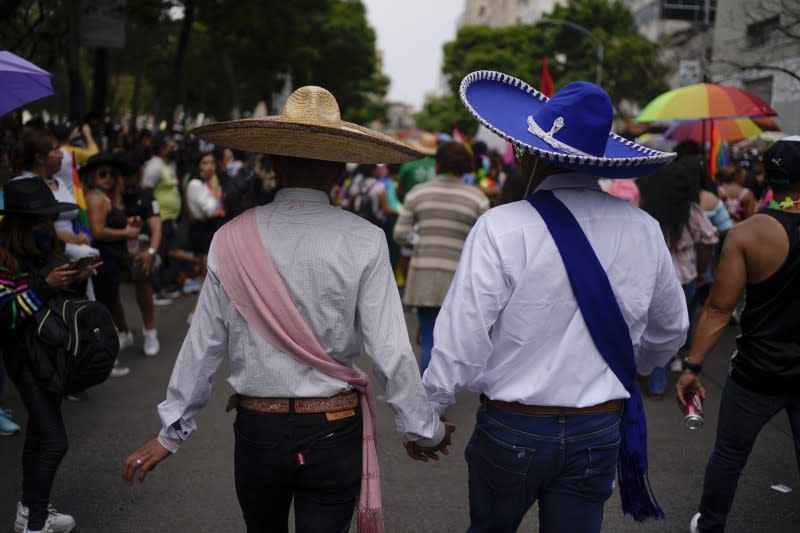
[{"x1": 97, "y1": 169, "x2": 119, "y2": 179}]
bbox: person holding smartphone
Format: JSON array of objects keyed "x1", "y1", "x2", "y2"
[{"x1": 0, "y1": 177, "x2": 99, "y2": 533}]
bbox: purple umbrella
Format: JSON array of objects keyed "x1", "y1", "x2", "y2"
[{"x1": 0, "y1": 51, "x2": 54, "y2": 117}]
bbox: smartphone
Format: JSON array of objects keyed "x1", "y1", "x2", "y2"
[{"x1": 67, "y1": 256, "x2": 101, "y2": 271}]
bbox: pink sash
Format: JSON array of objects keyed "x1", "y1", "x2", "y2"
[{"x1": 214, "y1": 208, "x2": 383, "y2": 532}]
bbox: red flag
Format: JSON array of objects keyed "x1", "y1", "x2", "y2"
[
  {"x1": 540, "y1": 56, "x2": 554, "y2": 97},
  {"x1": 709, "y1": 121, "x2": 721, "y2": 178}
]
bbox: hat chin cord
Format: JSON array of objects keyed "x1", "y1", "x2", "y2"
[{"x1": 523, "y1": 158, "x2": 540, "y2": 199}]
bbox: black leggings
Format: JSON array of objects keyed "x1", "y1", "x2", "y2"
[{"x1": 13, "y1": 365, "x2": 68, "y2": 530}]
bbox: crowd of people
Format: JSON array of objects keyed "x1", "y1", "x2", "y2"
[{"x1": 0, "y1": 73, "x2": 797, "y2": 533}]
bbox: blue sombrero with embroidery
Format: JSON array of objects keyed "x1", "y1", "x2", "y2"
[{"x1": 460, "y1": 70, "x2": 676, "y2": 178}]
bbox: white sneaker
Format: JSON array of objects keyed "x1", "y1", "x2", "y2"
[
  {"x1": 15, "y1": 502, "x2": 76, "y2": 533},
  {"x1": 689, "y1": 512, "x2": 701, "y2": 533},
  {"x1": 118, "y1": 330, "x2": 134, "y2": 351},
  {"x1": 109, "y1": 360, "x2": 130, "y2": 378},
  {"x1": 142, "y1": 328, "x2": 160, "y2": 357}
]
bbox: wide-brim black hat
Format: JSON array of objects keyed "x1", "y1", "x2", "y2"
[
  {"x1": 78, "y1": 153, "x2": 130, "y2": 179},
  {"x1": 0, "y1": 177, "x2": 78, "y2": 215}
]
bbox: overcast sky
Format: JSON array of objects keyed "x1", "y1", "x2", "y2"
[{"x1": 363, "y1": 0, "x2": 464, "y2": 111}]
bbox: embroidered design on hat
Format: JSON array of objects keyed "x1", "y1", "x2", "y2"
[{"x1": 527, "y1": 115, "x2": 591, "y2": 157}]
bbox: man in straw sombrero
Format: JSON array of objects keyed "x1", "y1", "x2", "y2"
[
  {"x1": 419, "y1": 71, "x2": 689, "y2": 531},
  {"x1": 121, "y1": 86, "x2": 454, "y2": 533}
]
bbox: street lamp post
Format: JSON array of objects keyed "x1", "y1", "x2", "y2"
[{"x1": 534, "y1": 18, "x2": 604, "y2": 87}]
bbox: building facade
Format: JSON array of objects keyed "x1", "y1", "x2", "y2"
[
  {"x1": 711, "y1": 0, "x2": 800, "y2": 133},
  {"x1": 459, "y1": 0, "x2": 562, "y2": 27}
]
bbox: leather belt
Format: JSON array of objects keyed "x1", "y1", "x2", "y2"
[
  {"x1": 481, "y1": 394, "x2": 623, "y2": 415},
  {"x1": 229, "y1": 391, "x2": 359, "y2": 414}
]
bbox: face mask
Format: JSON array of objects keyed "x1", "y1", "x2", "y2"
[{"x1": 33, "y1": 226, "x2": 55, "y2": 251}]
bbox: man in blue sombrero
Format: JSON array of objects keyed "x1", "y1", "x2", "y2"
[{"x1": 417, "y1": 72, "x2": 689, "y2": 531}]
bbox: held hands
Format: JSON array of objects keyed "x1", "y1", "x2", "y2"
[
  {"x1": 122, "y1": 439, "x2": 172, "y2": 485},
  {"x1": 675, "y1": 370, "x2": 706, "y2": 410},
  {"x1": 403, "y1": 417, "x2": 456, "y2": 463}
]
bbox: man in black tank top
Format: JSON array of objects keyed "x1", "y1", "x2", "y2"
[{"x1": 677, "y1": 137, "x2": 800, "y2": 533}]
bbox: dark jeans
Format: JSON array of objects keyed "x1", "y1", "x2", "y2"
[
  {"x1": 697, "y1": 377, "x2": 800, "y2": 532},
  {"x1": 11, "y1": 365, "x2": 68, "y2": 530},
  {"x1": 417, "y1": 306, "x2": 440, "y2": 374},
  {"x1": 465, "y1": 402, "x2": 621, "y2": 533},
  {"x1": 234, "y1": 407, "x2": 362, "y2": 533}
]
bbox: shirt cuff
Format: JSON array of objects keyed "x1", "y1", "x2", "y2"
[
  {"x1": 157, "y1": 429, "x2": 180, "y2": 454},
  {"x1": 413, "y1": 418, "x2": 445, "y2": 449},
  {"x1": 430, "y1": 400, "x2": 450, "y2": 417}
]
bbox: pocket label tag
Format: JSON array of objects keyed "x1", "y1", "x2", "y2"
[{"x1": 326, "y1": 409, "x2": 356, "y2": 421}]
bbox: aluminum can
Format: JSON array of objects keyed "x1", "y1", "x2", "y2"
[{"x1": 684, "y1": 394, "x2": 704, "y2": 430}]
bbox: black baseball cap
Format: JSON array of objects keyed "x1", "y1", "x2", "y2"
[{"x1": 764, "y1": 136, "x2": 800, "y2": 187}]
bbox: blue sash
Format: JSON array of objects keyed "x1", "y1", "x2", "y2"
[{"x1": 527, "y1": 190, "x2": 664, "y2": 521}]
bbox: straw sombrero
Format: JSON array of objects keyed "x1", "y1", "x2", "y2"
[
  {"x1": 192, "y1": 86, "x2": 423, "y2": 164},
  {"x1": 460, "y1": 70, "x2": 676, "y2": 178},
  {"x1": 409, "y1": 132, "x2": 438, "y2": 156}
]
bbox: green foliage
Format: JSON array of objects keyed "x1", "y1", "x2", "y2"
[
  {"x1": 1, "y1": 0, "x2": 388, "y2": 124},
  {"x1": 414, "y1": 94, "x2": 479, "y2": 137},
  {"x1": 426, "y1": 0, "x2": 670, "y2": 131},
  {"x1": 546, "y1": 0, "x2": 670, "y2": 106},
  {"x1": 441, "y1": 25, "x2": 549, "y2": 95}
]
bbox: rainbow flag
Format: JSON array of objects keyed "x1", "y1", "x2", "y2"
[
  {"x1": 71, "y1": 152, "x2": 92, "y2": 239},
  {"x1": 452, "y1": 124, "x2": 473, "y2": 155}
]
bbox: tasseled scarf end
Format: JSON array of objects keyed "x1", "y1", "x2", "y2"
[{"x1": 357, "y1": 508, "x2": 384, "y2": 533}]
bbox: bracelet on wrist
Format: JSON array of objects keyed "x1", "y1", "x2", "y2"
[{"x1": 682, "y1": 357, "x2": 702, "y2": 375}]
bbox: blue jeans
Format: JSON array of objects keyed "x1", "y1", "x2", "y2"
[
  {"x1": 697, "y1": 378, "x2": 800, "y2": 533},
  {"x1": 417, "y1": 306, "x2": 440, "y2": 374},
  {"x1": 465, "y1": 402, "x2": 621, "y2": 533},
  {"x1": 648, "y1": 280, "x2": 697, "y2": 395}
]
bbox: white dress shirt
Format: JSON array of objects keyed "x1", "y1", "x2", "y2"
[
  {"x1": 157, "y1": 188, "x2": 444, "y2": 452},
  {"x1": 422, "y1": 173, "x2": 688, "y2": 414}
]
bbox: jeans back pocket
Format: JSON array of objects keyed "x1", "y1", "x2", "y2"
[{"x1": 468, "y1": 426, "x2": 536, "y2": 493}]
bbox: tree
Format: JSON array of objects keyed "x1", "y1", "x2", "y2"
[
  {"x1": 546, "y1": 0, "x2": 669, "y2": 106},
  {"x1": 1, "y1": 0, "x2": 389, "y2": 125},
  {"x1": 418, "y1": 0, "x2": 670, "y2": 133},
  {"x1": 415, "y1": 94, "x2": 480, "y2": 137}
]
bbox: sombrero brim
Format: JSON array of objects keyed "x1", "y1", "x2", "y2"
[
  {"x1": 192, "y1": 117, "x2": 424, "y2": 164},
  {"x1": 460, "y1": 71, "x2": 676, "y2": 178},
  {"x1": 0, "y1": 201, "x2": 78, "y2": 216}
]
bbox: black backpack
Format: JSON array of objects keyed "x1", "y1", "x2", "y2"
[
  {"x1": 21, "y1": 296, "x2": 119, "y2": 395},
  {"x1": 352, "y1": 179, "x2": 379, "y2": 225}
]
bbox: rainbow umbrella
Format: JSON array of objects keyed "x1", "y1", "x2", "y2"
[
  {"x1": 664, "y1": 117, "x2": 780, "y2": 144},
  {"x1": 636, "y1": 83, "x2": 776, "y2": 122}
]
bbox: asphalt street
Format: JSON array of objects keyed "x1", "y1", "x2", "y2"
[{"x1": 1, "y1": 285, "x2": 798, "y2": 532}]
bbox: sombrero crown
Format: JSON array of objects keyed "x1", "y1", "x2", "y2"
[
  {"x1": 460, "y1": 71, "x2": 676, "y2": 178},
  {"x1": 192, "y1": 86, "x2": 422, "y2": 164}
]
